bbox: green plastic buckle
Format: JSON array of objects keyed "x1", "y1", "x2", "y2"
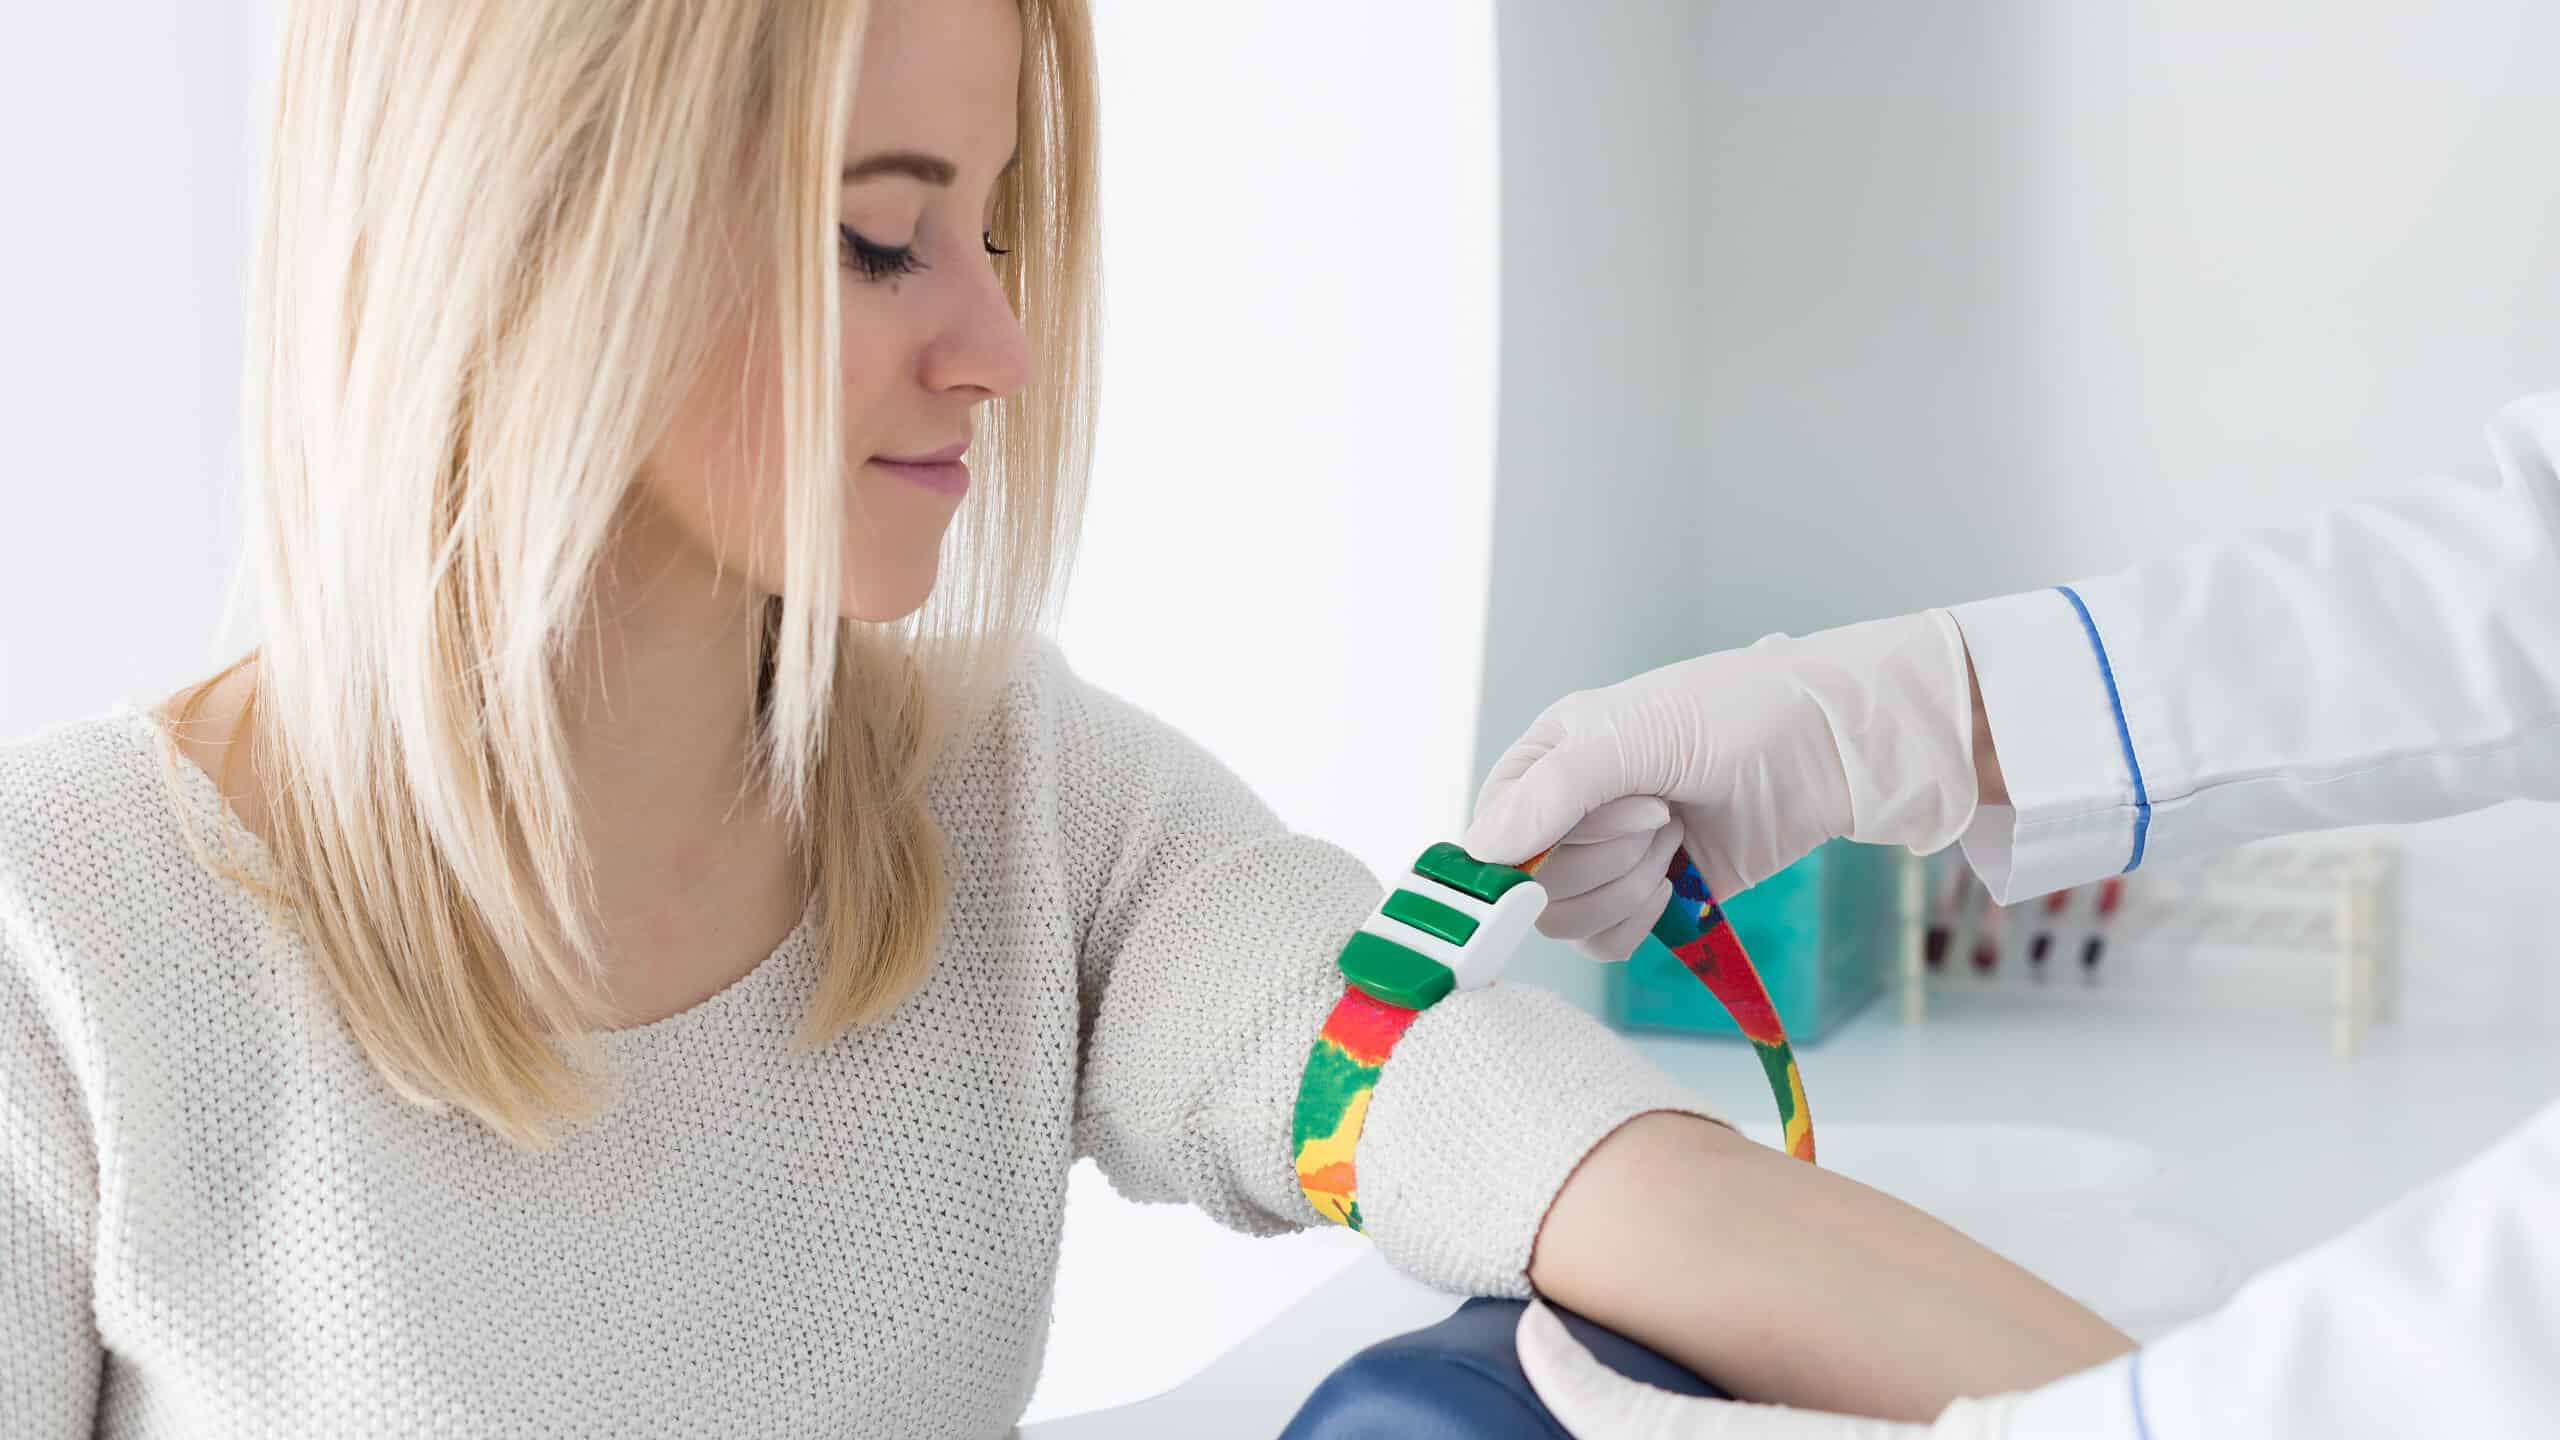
[
  {"x1": 1336, "y1": 931, "x2": 1454, "y2": 1010},
  {"x1": 1413, "y1": 841, "x2": 1535, "y2": 903},
  {"x1": 1381, "y1": 887, "x2": 1479, "y2": 946},
  {"x1": 1333, "y1": 844, "x2": 1546, "y2": 1010}
]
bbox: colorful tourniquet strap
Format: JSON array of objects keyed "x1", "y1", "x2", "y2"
[{"x1": 1292, "y1": 840, "x2": 1815, "y2": 1232}]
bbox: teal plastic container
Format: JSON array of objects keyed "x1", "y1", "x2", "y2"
[{"x1": 1606, "y1": 838, "x2": 1901, "y2": 1044}]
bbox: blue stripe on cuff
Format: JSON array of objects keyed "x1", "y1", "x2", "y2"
[
  {"x1": 2054, "y1": 585, "x2": 2151, "y2": 872},
  {"x1": 2130, "y1": 1348, "x2": 2155, "y2": 1440}
]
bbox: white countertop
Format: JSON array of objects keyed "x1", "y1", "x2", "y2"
[
  {"x1": 1025, "y1": 995, "x2": 2560, "y2": 1436},
  {"x1": 1633, "y1": 992, "x2": 2560, "y2": 1282}
]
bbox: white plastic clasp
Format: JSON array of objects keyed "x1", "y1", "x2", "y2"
[{"x1": 1355, "y1": 870, "x2": 1549, "y2": 993}]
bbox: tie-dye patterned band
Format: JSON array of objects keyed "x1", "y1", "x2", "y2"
[{"x1": 1292, "y1": 841, "x2": 1814, "y2": 1232}]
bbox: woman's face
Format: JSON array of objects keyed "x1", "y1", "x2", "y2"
[{"x1": 637, "y1": 0, "x2": 1031, "y2": 623}]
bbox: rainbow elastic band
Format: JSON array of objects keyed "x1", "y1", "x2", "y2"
[{"x1": 1292, "y1": 840, "x2": 1814, "y2": 1232}]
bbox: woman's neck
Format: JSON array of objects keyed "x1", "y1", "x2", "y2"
[
  {"x1": 167, "y1": 497, "x2": 814, "y2": 1027},
  {"x1": 559, "y1": 499, "x2": 809, "y2": 1023}
]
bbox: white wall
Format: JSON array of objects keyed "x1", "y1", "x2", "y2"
[
  {"x1": 0, "y1": 4, "x2": 267, "y2": 735},
  {"x1": 1470, "y1": 0, "x2": 1715, "y2": 1015},
  {"x1": 1057, "y1": 0, "x2": 1499, "y2": 895},
  {"x1": 1038, "y1": 0, "x2": 1500, "y2": 1422},
  {"x1": 1669, "y1": 0, "x2": 2560, "y2": 1030}
]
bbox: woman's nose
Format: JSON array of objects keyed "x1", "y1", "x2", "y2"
[{"x1": 921, "y1": 251, "x2": 1033, "y2": 402}]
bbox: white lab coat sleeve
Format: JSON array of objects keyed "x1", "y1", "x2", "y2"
[
  {"x1": 1997, "y1": 1090, "x2": 2560, "y2": 1438},
  {"x1": 1946, "y1": 390, "x2": 2560, "y2": 903}
]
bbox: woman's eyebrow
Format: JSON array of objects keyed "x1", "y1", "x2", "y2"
[{"x1": 842, "y1": 147, "x2": 1022, "y2": 186}]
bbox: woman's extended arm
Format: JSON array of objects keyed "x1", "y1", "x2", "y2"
[{"x1": 1526, "y1": 1110, "x2": 2133, "y2": 1421}]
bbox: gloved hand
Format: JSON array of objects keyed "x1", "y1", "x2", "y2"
[
  {"x1": 1462, "y1": 610, "x2": 1979, "y2": 962},
  {"x1": 1516, "y1": 1298, "x2": 2018, "y2": 1439}
]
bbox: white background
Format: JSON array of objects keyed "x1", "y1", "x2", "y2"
[{"x1": 4, "y1": 0, "x2": 2555, "y2": 1425}]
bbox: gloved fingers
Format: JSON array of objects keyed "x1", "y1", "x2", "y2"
[
  {"x1": 1468, "y1": 705, "x2": 1568, "y2": 816},
  {"x1": 1525, "y1": 823, "x2": 1660, "y2": 905},
  {"x1": 1540, "y1": 821, "x2": 1683, "y2": 942},
  {"x1": 1696, "y1": 850, "x2": 1748, "y2": 906},
  {"x1": 1561, "y1": 794, "x2": 1672, "y2": 846},
  {"x1": 1470, "y1": 790, "x2": 1664, "y2": 927},
  {"x1": 1572, "y1": 877, "x2": 1674, "y2": 963},
  {"x1": 1463, "y1": 721, "x2": 1626, "y2": 867},
  {"x1": 1668, "y1": 801, "x2": 1752, "y2": 902}
]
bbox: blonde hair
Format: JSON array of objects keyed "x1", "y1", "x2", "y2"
[{"x1": 169, "y1": 0, "x2": 1098, "y2": 1148}]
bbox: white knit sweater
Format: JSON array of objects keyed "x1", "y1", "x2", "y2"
[{"x1": 0, "y1": 636, "x2": 1720, "y2": 1438}]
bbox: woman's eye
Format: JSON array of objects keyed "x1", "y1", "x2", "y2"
[{"x1": 838, "y1": 224, "x2": 927, "y2": 281}]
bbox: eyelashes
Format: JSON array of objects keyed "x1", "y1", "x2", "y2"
[
  {"x1": 839, "y1": 224, "x2": 925, "y2": 281},
  {"x1": 838, "y1": 224, "x2": 1012, "y2": 282}
]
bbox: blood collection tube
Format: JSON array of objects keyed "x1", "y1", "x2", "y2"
[
  {"x1": 2080, "y1": 875, "x2": 2126, "y2": 983},
  {"x1": 1924, "y1": 860, "x2": 1970, "y2": 971},
  {"x1": 2027, "y1": 888, "x2": 2072, "y2": 980},
  {"x1": 1971, "y1": 881, "x2": 2005, "y2": 976}
]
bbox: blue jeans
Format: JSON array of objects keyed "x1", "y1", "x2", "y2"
[{"x1": 1279, "y1": 1295, "x2": 1730, "y2": 1438}]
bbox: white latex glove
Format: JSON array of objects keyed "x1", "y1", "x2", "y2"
[
  {"x1": 1462, "y1": 610, "x2": 1978, "y2": 962},
  {"x1": 1516, "y1": 1298, "x2": 2017, "y2": 1440}
]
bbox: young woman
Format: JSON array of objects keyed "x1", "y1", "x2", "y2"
[{"x1": 0, "y1": 3, "x2": 2127, "y2": 1435}]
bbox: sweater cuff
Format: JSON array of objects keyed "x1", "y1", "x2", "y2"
[
  {"x1": 2001, "y1": 1351, "x2": 2151, "y2": 1440},
  {"x1": 1349, "y1": 982, "x2": 1723, "y2": 1297},
  {"x1": 1946, "y1": 586, "x2": 2155, "y2": 903}
]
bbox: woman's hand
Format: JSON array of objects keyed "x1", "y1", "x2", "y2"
[
  {"x1": 1462, "y1": 610, "x2": 1984, "y2": 960},
  {"x1": 1516, "y1": 1299, "x2": 2020, "y2": 1439}
]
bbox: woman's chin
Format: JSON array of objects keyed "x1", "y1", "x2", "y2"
[{"x1": 838, "y1": 562, "x2": 940, "y2": 624}]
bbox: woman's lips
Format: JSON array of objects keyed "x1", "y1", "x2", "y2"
[
  {"x1": 871, "y1": 447, "x2": 970, "y2": 496},
  {"x1": 874, "y1": 440, "x2": 968, "y2": 465}
]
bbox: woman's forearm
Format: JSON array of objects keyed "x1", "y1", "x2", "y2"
[{"x1": 1526, "y1": 1110, "x2": 2133, "y2": 1420}]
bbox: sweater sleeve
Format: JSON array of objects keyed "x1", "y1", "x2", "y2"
[
  {"x1": 1044, "y1": 640, "x2": 1722, "y2": 1297},
  {"x1": 1, "y1": 903, "x2": 105, "y2": 1434}
]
